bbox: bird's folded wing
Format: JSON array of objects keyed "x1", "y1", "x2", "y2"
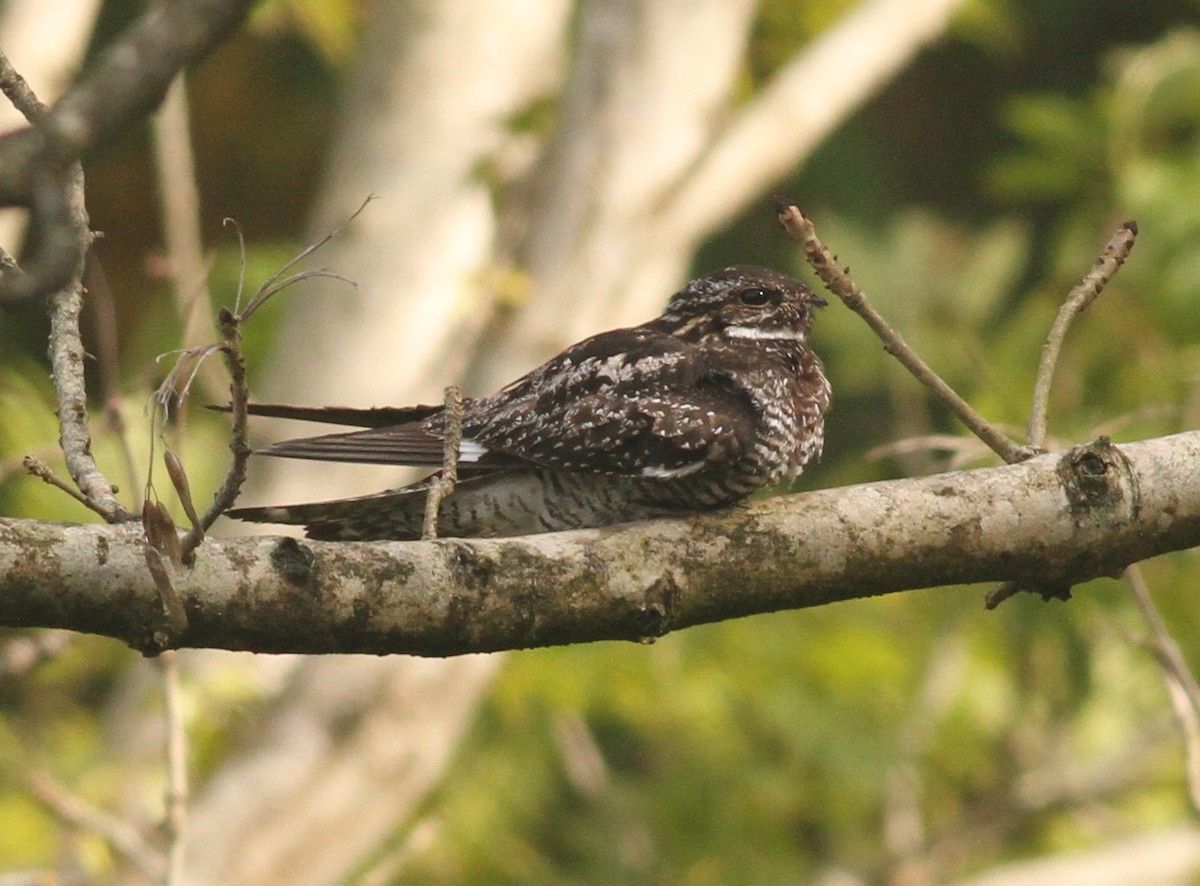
[
  {"x1": 251, "y1": 414, "x2": 528, "y2": 469},
  {"x1": 477, "y1": 362, "x2": 758, "y2": 478}
]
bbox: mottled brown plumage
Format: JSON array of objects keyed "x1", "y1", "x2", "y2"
[{"x1": 228, "y1": 266, "x2": 830, "y2": 540}]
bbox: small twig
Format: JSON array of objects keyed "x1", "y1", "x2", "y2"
[
  {"x1": 0, "y1": 49, "x2": 49, "y2": 122},
  {"x1": 154, "y1": 213, "x2": 363, "y2": 561},
  {"x1": 145, "y1": 247, "x2": 250, "y2": 562},
  {"x1": 235, "y1": 195, "x2": 370, "y2": 322},
  {"x1": 865, "y1": 433, "x2": 1001, "y2": 470},
  {"x1": 988, "y1": 223, "x2": 1139, "y2": 609},
  {"x1": 983, "y1": 582, "x2": 1019, "y2": 609},
  {"x1": 422, "y1": 385, "x2": 464, "y2": 540},
  {"x1": 159, "y1": 650, "x2": 189, "y2": 885},
  {"x1": 28, "y1": 769, "x2": 164, "y2": 881},
  {"x1": 1126, "y1": 563, "x2": 1200, "y2": 813},
  {"x1": 48, "y1": 269, "x2": 133, "y2": 520},
  {"x1": 0, "y1": 56, "x2": 129, "y2": 518},
  {"x1": 1026, "y1": 221, "x2": 1138, "y2": 450},
  {"x1": 23, "y1": 456, "x2": 117, "y2": 520},
  {"x1": 152, "y1": 68, "x2": 223, "y2": 407},
  {"x1": 776, "y1": 199, "x2": 1031, "y2": 465},
  {"x1": 174, "y1": 310, "x2": 251, "y2": 562},
  {"x1": 1160, "y1": 664, "x2": 1200, "y2": 815}
]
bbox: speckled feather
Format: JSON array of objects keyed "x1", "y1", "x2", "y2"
[{"x1": 228, "y1": 266, "x2": 831, "y2": 540}]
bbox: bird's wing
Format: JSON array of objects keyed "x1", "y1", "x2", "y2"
[
  {"x1": 249, "y1": 413, "x2": 536, "y2": 469},
  {"x1": 246, "y1": 328, "x2": 756, "y2": 476},
  {"x1": 228, "y1": 399, "x2": 493, "y2": 468},
  {"x1": 473, "y1": 329, "x2": 758, "y2": 478}
]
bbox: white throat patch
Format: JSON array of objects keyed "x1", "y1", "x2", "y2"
[{"x1": 724, "y1": 326, "x2": 805, "y2": 342}]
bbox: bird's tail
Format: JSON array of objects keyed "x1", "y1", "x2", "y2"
[{"x1": 226, "y1": 482, "x2": 436, "y2": 541}]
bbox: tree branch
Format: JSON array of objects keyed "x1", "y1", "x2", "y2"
[
  {"x1": 0, "y1": 0, "x2": 255, "y2": 203},
  {"x1": 663, "y1": 0, "x2": 969, "y2": 246},
  {"x1": 0, "y1": 0, "x2": 256, "y2": 305},
  {"x1": 4, "y1": 431, "x2": 1199, "y2": 656}
]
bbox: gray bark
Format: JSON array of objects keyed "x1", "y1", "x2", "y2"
[{"x1": 5, "y1": 433, "x2": 1198, "y2": 654}]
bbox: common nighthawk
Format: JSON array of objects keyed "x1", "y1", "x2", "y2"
[{"x1": 228, "y1": 266, "x2": 830, "y2": 540}]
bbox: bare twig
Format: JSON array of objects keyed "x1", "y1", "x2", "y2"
[
  {"x1": 776, "y1": 200, "x2": 1032, "y2": 464},
  {"x1": 1128, "y1": 569, "x2": 1195, "y2": 715},
  {"x1": 23, "y1": 456, "x2": 117, "y2": 520},
  {"x1": 988, "y1": 222, "x2": 1140, "y2": 609},
  {"x1": 153, "y1": 212, "x2": 363, "y2": 562},
  {"x1": 28, "y1": 770, "x2": 164, "y2": 880},
  {"x1": 422, "y1": 385, "x2": 464, "y2": 539},
  {"x1": 235, "y1": 195, "x2": 370, "y2": 321},
  {"x1": 159, "y1": 650, "x2": 189, "y2": 885},
  {"x1": 0, "y1": 56, "x2": 130, "y2": 519},
  {"x1": 1026, "y1": 221, "x2": 1138, "y2": 450},
  {"x1": 47, "y1": 255, "x2": 133, "y2": 519},
  {"x1": 865, "y1": 433, "x2": 1000, "y2": 470},
  {"x1": 1126, "y1": 562, "x2": 1200, "y2": 812},
  {"x1": 47, "y1": 271, "x2": 131, "y2": 519},
  {"x1": 0, "y1": 48, "x2": 48, "y2": 120},
  {"x1": 983, "y1": 582, "x2": 1019, "y2": 609},
  {"x1": 151, "y1": 68, "x2": 223, "y2": 412},
  {"x1": 184, "y1": 309, "x2": 252, "y2": 549}
]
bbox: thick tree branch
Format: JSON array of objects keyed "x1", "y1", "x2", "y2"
[
  {"x1": 4, "y1": 431, "x2": 1200, "y2": 656},
  {"x1": 0, "y1": 0, "x2": 255, "y2": 203},
  {"x1": 663, "y1": 0, "x2": 969, "y2": 246},
  {"x1": 0, "y1": 0, "x2": 256, "y2": 304}
]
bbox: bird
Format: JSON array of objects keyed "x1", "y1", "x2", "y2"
[{"x1": 226, "y1": 265, "x2": 831, "y2": 541}]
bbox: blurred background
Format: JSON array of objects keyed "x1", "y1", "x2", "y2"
[{"x1": 3, "y1": 0, "x2": 1200, "y2": 882}]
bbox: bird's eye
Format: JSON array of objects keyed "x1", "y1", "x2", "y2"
[{"x1": 739, "y1": 287, "x2": 775, "y2": 306}]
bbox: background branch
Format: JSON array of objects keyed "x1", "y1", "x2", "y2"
[{"x1": 0, "y1": 0, "x2": 255, "y2": 305}]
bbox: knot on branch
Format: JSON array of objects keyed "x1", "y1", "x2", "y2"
[
  {"x1": 630, "y1": 573, "x2": 681, "y2": 643},
  {"x1": 270, "y1": 537, "x2": 317, "y2": 588},
  {"x1": 1057, "y1": 436, "x2": 1140, "y2": 526}
]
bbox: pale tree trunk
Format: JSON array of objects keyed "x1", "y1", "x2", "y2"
[{"x1": 183, "y1": 0, "x2": 969, "y2": 881}]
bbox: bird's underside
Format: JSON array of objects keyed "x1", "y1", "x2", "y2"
[{"x1": 226, "y1": 265, "x2": 831, "y2": 541}]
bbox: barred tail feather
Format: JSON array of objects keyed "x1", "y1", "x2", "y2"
[{"x1": 227, "y1": 486, "x2": 432, "y2": 541}]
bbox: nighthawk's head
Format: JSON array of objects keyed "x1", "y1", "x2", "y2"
[{"x1": 657, "y1": 266, "x2": 827, "y2": 344}]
